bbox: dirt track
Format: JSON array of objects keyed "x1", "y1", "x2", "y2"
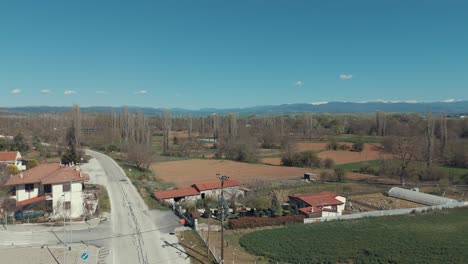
[{"x1": 151, "y1": 159, "x2": 320, "y2": 188}]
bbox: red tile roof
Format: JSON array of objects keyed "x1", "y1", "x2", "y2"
[
  {"x1": 289, "y1": 191, "x2": 344, "y2": 207},
  {"x1": 0, "y1": 151, "x2": 19, "y2": 162},
  {"x1": 4, "y1": 163, "x2": 90, "y2": 186},
  {"x1": 298, "y1": 206, "x2": 323, "y2": 214},
  {"x1": 153, "y1": 187, "x2": 200, "y2": 200},
  {"x1": 192, "y1": 179, "x2": 240, "y2": 191},
  {"x1": 16, "y1": 195, "x2": 46, "y2": 207}
]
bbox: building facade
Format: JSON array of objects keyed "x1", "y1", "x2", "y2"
[
  {"x1": 0, "y1": 151, "x2": 26, "y2": 171},
  {"x1": 4, "y1": 163, "x2": 90, "y2": 219}
]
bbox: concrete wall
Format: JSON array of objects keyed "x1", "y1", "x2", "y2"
[
  {"x1": 51, "y1": 182, "x2": 84, "y2": 219},
  {"x1": 335, "y1": 195, "x2": 346, "y2": 215},
  {"x1": 304, "y1": 201, "x2": 468, "y2": 224},
  {"x1": 200, "y1": 186, "x2": 243, "y2": 200},
  {"x1": 16, "y1": 183, "x2": 39, "y2": 201}
]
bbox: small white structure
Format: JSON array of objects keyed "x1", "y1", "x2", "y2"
[
  {"x1": 288, "y1": 191, "x2": 346, "y2": 218},
  {"x1": 0, "y1": 151, "x2": 26, "y2": 171},
  {"x1": 3, "y1": 163, "x2": 90, "y2": 219}
]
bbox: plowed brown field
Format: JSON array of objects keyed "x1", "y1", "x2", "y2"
[
  {"x1": 261, "y1": 143, "x2": 389, "y2": 165},
  {"x1": 151, "y1": 159, "x2": 320, "y2": 188}
]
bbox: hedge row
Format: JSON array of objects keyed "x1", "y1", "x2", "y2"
[{"x1": 228, "y1": 215, "x2": 304, "y2": 229}]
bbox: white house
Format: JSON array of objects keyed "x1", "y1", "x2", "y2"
[
  {"x1": 4, "y1": 163, "x2": 90, "y2": 219},
  {"x1": 0, "y1": 151, "x2": 26, "y2": 171},
  {"x1": 288, "y1": 191, "x2": 346, "y2": 218},
  {"x1": 153, "y1": 179, "x2": 243, "y2": 206}
]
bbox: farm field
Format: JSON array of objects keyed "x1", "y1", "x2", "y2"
[
  {"x1": 349, "y1": 193, "x2": 423, "y2": 211},
  {"x1": 151, "y1": 159, "x2": 321, "y2": 188},
  {"x1": 261, "y1": 142, "x2": 389, "y2": 165},
  {"x1": 239, "y1": 207, "x2": 468, "y2": 264}
]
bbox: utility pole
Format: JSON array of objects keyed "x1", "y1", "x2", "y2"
[
  {"x1": 69, "y1": 179, "x2": 72, "y2": 251},
  {"x1": 219, "y1": 175, "x2": 230, "y2": 264}
]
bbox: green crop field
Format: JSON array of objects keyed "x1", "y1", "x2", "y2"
[
  {"x1": 336, "y1": 159, "x2": 381, "y2": 171},
  {"x1": 239, "y1": 207, "x2": 468, "y2": 263}
]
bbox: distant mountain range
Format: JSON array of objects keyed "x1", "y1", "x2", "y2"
[{"x1": 1, "y1": 101, "x2": 467, "y2": 116}]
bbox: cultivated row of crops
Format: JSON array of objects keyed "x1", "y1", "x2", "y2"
[{"x1": 239, "y1": 208, "x2": 468, "y2": 263}]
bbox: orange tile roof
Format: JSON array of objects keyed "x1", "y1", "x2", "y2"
[
  {"x1": 4, "y1": 163, "x2": 89, "y2": 186},
  {"x1": 192, "y1": 179, "x2": 240, "y2": 191},
  {"x1": 16, "y1": 195, "x2": 46, "y2": 207},
  {"x1": 0, "y1": 151, "x2": 18, "y2": 162},
  {"x1": 289, "y1": 191, "x2": 343, "y2": 207},
  {"x1": 153, "y1": 187, "x2": 200, "y2": 200}
]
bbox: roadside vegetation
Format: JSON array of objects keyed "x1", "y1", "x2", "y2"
[
  {"x1": 85, "y1": 184, "x2": 111, "y2": 213},
  {"x1": 239, "y1": 207, "x2": 468, "y2": 263}
]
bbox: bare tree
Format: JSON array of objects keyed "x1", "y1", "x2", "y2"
[
  {"x1": 385, "y1": 136, "x2": 417, "y2": 186},
  {"x1": 425, "y1": 115, "x2": 435, "y2": 168},
  {"x1": 126, "y1": 142, "x2": 153, "y2": 169},
  {"x1": 376, "y1": 112, "x2": 387, "y2": 136},
  {"x1": 439, "y1": 114, "x2": 448, "y2": 161},
  {"x1": 72, "y1": 105, "x2": 82, "y2": 146},
  {"x1": 162, "y1": 111, "x2": 172, "y2": 154}
]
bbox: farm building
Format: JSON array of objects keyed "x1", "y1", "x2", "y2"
[
  {"x1": 153, "y1": 179, "x2": 243, "y2": 205},
  {"x1": 289, "y1": 191, "x2": 346, "y2": 218},
  {"x1": 0, "y1": 151, "x2": 26, "y2": 171},
  {"x1": 387, "y1": 187, "x2": 458, "y2": 205}
]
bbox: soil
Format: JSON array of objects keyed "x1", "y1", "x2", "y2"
[
  {"x1": 151, "y1": 159, "x2": 321, "y2": 188},
  {"x1": 349, "y1": 193, "x2": 423, "y2": 211},
  {"x1": 261, "y1": 143, "x2": 390, "y2": 165}
]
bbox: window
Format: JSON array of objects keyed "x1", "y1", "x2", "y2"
[
  {"x1": 25, "y1": 184, "x2": 34, "y2": 192},
  {"x1": 62, "y1": 184, "x2": 71, "y2": 192},
  {"x1": 64, "y1": 201, "x2": 71, "y2": 210}
]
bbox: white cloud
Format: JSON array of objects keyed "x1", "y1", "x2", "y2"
[
  {"x1": 40, "y1": 89, "x2": 52, "y2": 94},
  {"x1": 339, "y1": 74, "x2": 353, "y2": 80},
  {"x1": 293, "y1": 80, "x2": 303, "y2": 87},
  {"x1": 96, "y1": 90, "x2": 109, "y2": 94},
  {"x1": 309, "y1": 101, "x2": 328, "y2": 105},
  {"x1": 441, "y1": 98, "x2": 459, "y2": 103},
  {"x1": 11, "y1": 89, "x2": 21, "y2": 94},
  {"x1": 134, "y1": 90, "x2": 148, "y2": 94},
  {"x1": 64, "y1": 90, "x2": 77, "y2": 95}
]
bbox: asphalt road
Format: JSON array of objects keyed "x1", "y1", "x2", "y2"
[{"x1": 85, "y1": 150, "x2": 188, "y2": 264}]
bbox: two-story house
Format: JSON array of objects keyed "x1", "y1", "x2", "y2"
[
  {"x1": 4, "y1": 163, "x2": 90, "y2": 219},
  {"x1": 0, "y1": 151, "x2": 26, "y2": 171}
]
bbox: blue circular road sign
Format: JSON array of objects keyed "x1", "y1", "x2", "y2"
[{"x1": 81, "y1": 252, "x2": 89, "y2": 260}]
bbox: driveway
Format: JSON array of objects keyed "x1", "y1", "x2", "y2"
[{"x1": 84, "y1": 149, "x2": 188, "y2": 264}]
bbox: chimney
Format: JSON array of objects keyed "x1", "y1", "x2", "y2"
[
  {"x1": 311, "y1": 207, "x2": 314, "y2": 213},
  {"x1": 79, "y1": 171, "x2": 83, "y2": 178},
  {"x1": 20, "y1": 172, "x2": 23, "y2": 179}
]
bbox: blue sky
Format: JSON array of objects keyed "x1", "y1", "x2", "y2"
[{"x1": 0, "y1": 0, "x2": 467, "y2": 108}]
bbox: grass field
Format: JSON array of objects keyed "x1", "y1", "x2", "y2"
[
  {"x1": 239, "y1": 207, "x2": 468, "y2": 263},
  {"x1": 336, "y1": 159, "x2": 381, "y2": 171},
  {"x1": 337, "y1": 160, "x2": 468, "y2": 178}
]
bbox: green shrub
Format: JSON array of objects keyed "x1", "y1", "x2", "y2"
[
  {"x1": 334, "y1": 167, "x2": 346, "y2": 182},
  {"x1": 27, "y1": 159, "x2": 39, "y2": 169},
  {"x1": 351, "y1": 142, "x2": 364, "y2": 152},
  {"x1": 281, "y1": 151, "x2": 322, "y2": 168},
  {"x1": 326, "y1": 140, "x2": 339, "y2": 150},
  {"x1": 323, "y1": 158, "x2": 335, "y2": 169}
]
